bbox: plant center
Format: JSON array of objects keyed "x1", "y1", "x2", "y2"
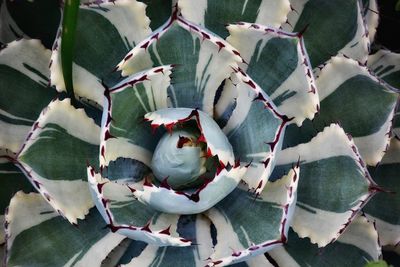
[{"x1": 151, "y1": 130, "x2": 207, "y2": 189}]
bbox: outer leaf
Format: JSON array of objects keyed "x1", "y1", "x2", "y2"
[
  {"x1": 87, "y1": 166, "x2": 192, "y2": 247},
  {"x1": 117, "y1": 13, "x2": 242, "y2": 115},
  {"x1": 283, "y1": 0, "x2": 369, "y2": 67},
  {"x1": 5, "y1": 192, "x2": 125, "y2": 267},
  {"x1": 178, "y1": 0, "x2": 291, "y2": 38},
  {"x1": 267, "y1": 215, "x2": 381, "y2": 266},
  {"x1": 226, "y1": 23, "x2": 319, "y2": 126},
  {"x1": 0, "y1": 39, "x2": 56, "y2": 156},
  {"x1": 364, "y1": 138, "x2": 400, "y2": 246},
  {"x1": 275, "y1": 124, "x2": 378, "y2": 247},
  {"x1": 361, "y1": 0, "x2": 379, "y2": 43},
  {"x1": 368, "y1": 50, "x2": 400, "y2": 90},
  {"x1": 0, "y1": 158, "x2": 33, "y2": 244},
  {"x1": 138, "y1": 0, "x2": 172, "y2": 30},
  {"x1": 204, "y1": 166, "x2": 299, "y2": 266},
  {"x1": 217, "y1": 71, "x2": 290, "y2": 193},
  {"x1": 0, "y1": 0, "x2": 60, "y2": 48},
  {"x1": 15, "y1": 99, "x2": 100, "y2": 224},
  {"x1": 283, "y1": 56, "x2": 398, "y2": 166},
  {"x1": 50, "y1": 0, "x2": 151, "y2": 106},
  {"x1": 368, "y1": 50, "x2": 400, "y2": 138}
]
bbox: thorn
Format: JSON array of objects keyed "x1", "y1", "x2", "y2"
[
  {"x1": 297, "y1": 23, "x2": 309, "y2": 38},
  {"x1": 141, "y1": 221, "x2": 152, "y2": 233},
  {"x1": 159, "y1": 225, "x2": 171, "y2": 235}
]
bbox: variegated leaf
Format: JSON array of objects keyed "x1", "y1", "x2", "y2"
[
  {"x1": 216, "y1": 71, "x2": 290, "y2": 193},
  {"x1": 364, "y1": 138, "x2": 400, "y2": 246},
  {"x1": 117, "y1": 13, "x2": 242, "y2": 115},
  {"x1": 283, "y1": 56, "x2": 398, "y2": 166},
  {"x1": 118, "y1": 215, "x2": 214, "y2": 267},
  {"x1": 15, "y1": 99, "x2": 100, "y2": 224},
  {"x1": 266, "y1": 215, "x2": 381, "y2": 266},
  {"x1": 178, "y1": 0, "x2": 291, "y2": 38},
  {"x1": 51, "y1": 0, "x2": 151, "y2": 106},
  {"x1": 361, "y1": 0, "x2": 379, "y2": 43},
  {"x1": 0, "y1": 0, "x2": 60, "y2": 48},
  {"x1": 5, "y1": 192, "x2": 125, "y2": 267},
  {"x1": 100, "y1": 66, "x2": 173, "y2": 169},
  {"x1": 368, "y1": 50, "x2": 400, "y2": 138},
  {"x1": 116, "y1": 167, "x2": 298, "y2": 267},
  {"x1": 0, "y1": 39, "x2": 56, "y2": 156},
  {"x1": 275, "y1": 124, "x2": 378, "y2": 247},
  {"x1": 0, "y1": 158, "x2": 33, "y2": 244},
  {"x1": 87, "y1": 166, "x2": 192, "y2": 247},
  {"x1": 368, "y1": 50, "x2": 400, "y2": 90},
  {"x1": 138, "y1": 0, "x2": 173, "y2": 30},
  {"x1": 226, "y1": 23, "x2": 319, "y2": 125},
  {"x1": 283, "y1": 0, "x2": 369, "y2": 67},
  {"x1": 203, "y1": 166, "x2": 299, "y2": 266}
]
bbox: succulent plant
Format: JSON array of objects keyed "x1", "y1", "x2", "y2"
[{"x1": 1, "y1": 0, "x2": 399, "y2": 266}]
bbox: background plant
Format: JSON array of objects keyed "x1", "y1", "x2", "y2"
[{"x1": 0, "y1": 0, "x2": 399, "y2": 266}]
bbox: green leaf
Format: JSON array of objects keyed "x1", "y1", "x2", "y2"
[
  {"x1": 0, "y1": 39, "x2": 56, "y2": 156},
  {"x1": 226, "y1": 23, "x2": 319, "y2": 126},
  {"x1": 60, "y1": 0, "x2": 79, "y2": 104},
  {"x1": 16, "y1": 99, "x2": 100, "y2": 224},
  {"x1": 364, "y1": 138, "x2": 400, "y2": 246},
  {"x1": 5, "y1": 192, "x2": 125, "y2": 267},
  {"x1": 283, "y1": 0, "x2": 368, "y2": 67},
  {"x1": 283, "y1": 56, "x2": 398, "y2": 166},
  {"x1": 117, "y1": 15, "x2": 242, "y2": 115},
  {"x1": 274, "y1": 124, "x2": 376, "y2": 247},
  {"x1": 365, "y1": 260, "x2": 391, "y2": 267},
  {"x1": 178, "y1": 0, "x2": 291, "y2": 38},
  {"x1": 396, "y1": 0, "x2": 400, "y2": 11},
  {"x1": 267, "y1": 216, "x2": 381, "y2": 266}
]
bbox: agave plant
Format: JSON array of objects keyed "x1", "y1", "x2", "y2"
[{"x1": 1, "y1": 0, "x2": 399, "y2": 266}]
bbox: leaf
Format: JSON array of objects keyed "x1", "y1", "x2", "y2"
[
  {"x1": 274, "y1": 124, "x2": 377, "y2": 247},
  {"x1": 117, "y1": 13, "x2": 242, "y2": 115},
  {"x1": 5, "y1": 192, "x2": 125, "y2": 267},
  {"x1": 118, "y1": 215, "x2": 214, "y2": 267},
  {"x1": 216, "y1": 71, "x2": 290, "y2": 193},
  {"x1": 203, "y1": 166, "x2": 299, "y2": 266},
  {"x1": 60, "y1": 0, "x2": 80, "y2": 103},
  {"x1": 16, "y1": 99, "x2": 100, "y2": 224},
  {"x1": 0, "y1": 158, "x2": 34, "y2": 244},
  {"x1": 283, "y1": 0, "x2": 369, "y2": 67},
  {"x1": 0, "y1": 39, "x2": 56, "y2": 156},
  {"x1": 283, "y1": 56, "x2": 398, "y2": 166},
  {"x1": 361, "y1": 0, "x2": 379, "y2": 42},
  {"x1": 87, "y1": 166, "x2": 192, "y2": 247},
  {"x1": 267, "y1": 216, "x2": 381, "y2": 266},
  {"x1": 226, "y1": 23, "x2": 319, "y2": 125},
  {"x1": 50, "y1": 0, "x2": 151, "y2": 106},
  {"x1": 178, "y1": 0, "x2": 291, "y2": 38},
  {"x1": 0, "y1": 0, "x2": 60, "y2": 48},
  {"x1": 364, "y1": 138, "x2": 400, "y2": 246}
]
